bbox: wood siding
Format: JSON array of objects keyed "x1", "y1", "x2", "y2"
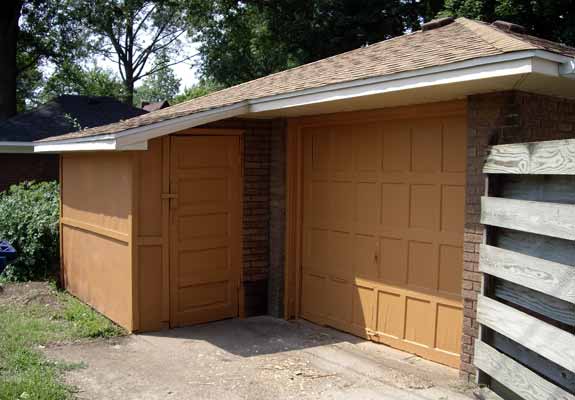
[
  {"x1": 476, "y1": 139, "x2": 575, "y2": 399},
  {"x1": 61, "y1": 152, "x2": 135, "y2": 330}
]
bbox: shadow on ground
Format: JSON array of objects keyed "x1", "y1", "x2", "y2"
[{"x1": 140, "y1": 316, "x2": 363, "y2": 358}]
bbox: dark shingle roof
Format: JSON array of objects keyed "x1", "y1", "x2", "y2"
[{"x1": 0, "y1": 95, "x2": 147, "y2": 142}]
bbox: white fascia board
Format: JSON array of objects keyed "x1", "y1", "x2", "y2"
[
  {"x1": 34, "y1": 138, "x2": 117, "y2": 153},
  {"x1": 0, "y1": 142, "x2": 35, "y2": 153},
  {"x1": 34, "y1": 102, "x2": 249, "y2": 153},
  {"x1": 115, "y1": 102, "x2": 249, "y2": 147},
  {"x1": 250, "y1": 52, "x2": 559, "y2": 113},
  {"x1": 33, "y1": 49, "x2": 568, "y2": 153}
]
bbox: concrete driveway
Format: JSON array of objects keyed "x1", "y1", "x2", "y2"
[{"x1": 45, "y1": 317, "x2": 476, "y2": 400}]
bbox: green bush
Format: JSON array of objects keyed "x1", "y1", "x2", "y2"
[{"x1": 0, "y1": 181, "x2": 60, "y2": 281}]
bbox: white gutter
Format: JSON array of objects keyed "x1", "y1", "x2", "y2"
[
  {"x1": 33, "y1": 49, "x2": 573, "y2": 153},
  {"x1": 0, "y1": 141, "x2": 34, "y2": 153}
]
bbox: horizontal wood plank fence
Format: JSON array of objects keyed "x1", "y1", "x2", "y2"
[{"x1": 476, "y1": 139, "x2": 575, "y2": 400}]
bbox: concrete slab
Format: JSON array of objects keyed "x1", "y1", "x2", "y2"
[{"x1": 45, "y1": 317, "x2": 475, "y2": 400}]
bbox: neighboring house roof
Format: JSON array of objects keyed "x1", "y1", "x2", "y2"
[
  {"x1": 142, "y1": 100, "x2": 170, "y2": 112},
  {"x1": 38, "y1": 17, "x2": 575, "y2": 145},
  {"x1": 0, "y1": 95, "x2": 147, "y2": 142}
]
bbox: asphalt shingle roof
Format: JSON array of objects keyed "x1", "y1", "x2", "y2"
[
  {"x1": 39, "y1": 18, "x2": 575, "y2": 143},
  {"x1": 0, "y1": 95, "x2": 147, "y2": 142}
]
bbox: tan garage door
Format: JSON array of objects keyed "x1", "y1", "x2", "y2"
[
  {"x1": 300, "y1": 115, "x2": 466, "y2": 368},
  {"x1": 170, "y1": 135, "x2": 242, "y2": 327}
]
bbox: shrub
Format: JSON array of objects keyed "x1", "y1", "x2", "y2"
[{"x1": 0, "y1": 181, "x2": 60, "y2": 281}]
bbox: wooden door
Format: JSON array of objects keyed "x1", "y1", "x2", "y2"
[
  {"x1": 169, "y1": 135, "x2": 242, "y2": 327},
  {"x1": 300, "y1": 114, "x2": 466, "y2": 368}
]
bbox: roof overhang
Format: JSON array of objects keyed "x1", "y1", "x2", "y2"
[
  {"x1": 30, "y1": 49, "x2": 575, "y2": 153},
  {"x1": 0, "y1": 142, "x2": 35, "y2": 153}
]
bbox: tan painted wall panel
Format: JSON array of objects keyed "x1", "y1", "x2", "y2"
[
  {"x1": 62, "y1": 153, "x2": 132, "y2": 234},
  {"x1": 62, "y1": 225, "x2": 132, "y2": 329},
  {"x1": 61, "y1": 152, "x2": 134, "y2": 331}
]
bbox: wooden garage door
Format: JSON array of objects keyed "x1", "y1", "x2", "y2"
[
  {"x1": 300, "y1": 115, "x2": 466, "y2": 368},
  {"x1": 169, "y1": 135, "x2": 242, "y2": 327}
]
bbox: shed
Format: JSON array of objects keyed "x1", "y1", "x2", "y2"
[
  {"x1": 8, "y1": 18, "x2": 575, "y2": 378},
  {"x1": 0, "y1": 95, "x2": 147, "y2": 192}
]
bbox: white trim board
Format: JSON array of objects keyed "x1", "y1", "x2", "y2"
[
  {"x1": 31, "y1": 50, "x2": 575, "y2": 153},
  {"x1": 0, "y1": 142, "x2": 35, "y2": 153}
]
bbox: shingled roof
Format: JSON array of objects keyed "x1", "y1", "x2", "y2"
[
  {"x1": 40, "y1": 17, "x2": 575, "y2": 143},
  {"x1": 0, "y1": 95, "x2": 147, "y2": 142}
]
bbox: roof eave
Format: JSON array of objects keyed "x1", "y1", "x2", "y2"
[
  {"x1": 0, "y1": 142, "x2": 35, "y2": 154},
  {"x1": 33, "y1": 49, "x2": 571, "y2": 153}
]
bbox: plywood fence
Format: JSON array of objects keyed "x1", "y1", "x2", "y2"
[{"x1": 477, "y1": 139, "x2": 575, "y2": 400}]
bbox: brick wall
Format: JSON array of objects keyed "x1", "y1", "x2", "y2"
[
  {"x1": 461, "y1": 91, "x2": 575, "y2": 381},
  {"x1": 268, "y1": 119, "x2": 287, "y2": 317},
  {"x1": 0, "y1": 154, "x2": 59, "y2": 192}
]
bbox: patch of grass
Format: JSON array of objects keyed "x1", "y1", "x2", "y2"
[
  {"x1": 58, "y1": 294, "x2": 124, "y2": 339},
  {"x1": 0, "y1": 285, "x2": 124, "y2": 399}
]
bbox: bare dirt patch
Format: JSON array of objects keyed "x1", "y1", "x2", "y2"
[{"x1": 0, "y1": 281, "x2": 61, "y2": 309}]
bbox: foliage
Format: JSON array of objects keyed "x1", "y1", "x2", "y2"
[
  {"x1": 172, "y1": 79, "x2": 222, "y2": 104},
  {"x1": 0, "y1": 181, "x2": 60, "y2": 282},
  {"x1": 71, "y1": 0, "x2": 196, "y2": 104},
  {"x1": 440, "y1": 0, "x2": 575, "y2": 46},
  {"x1": 0, "y1": 285, "x2": 124, "y2": 399},
  {"x1": 14, "y1": 0, "x2": 89, "y2": 112},
  {"x1": 37, "y1": 62, "x2": 126, "y2": 106},
  {"x1": 134, "y1": 50, "x2": 181, "y2": 105},
  {"x1": 188, "y1": 0, "x2": 422, "y2": 87}
]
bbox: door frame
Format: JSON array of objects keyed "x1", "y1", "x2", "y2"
[
  {"x1": 283, "y1": 100, "x2": 468, "y2": 320},
  {"x1": 165, "y1": 128, "x2": 245, "y2": 327}
]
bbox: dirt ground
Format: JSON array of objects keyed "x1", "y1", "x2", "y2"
[{"x1": 44, "y1": 316, "x2": 478, "y2": 400}]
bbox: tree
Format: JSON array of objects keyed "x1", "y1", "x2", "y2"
[
  {"x1": 1, "y1": 0, "x2": 87, "y2": 118},
  {"x1": 134, "y1": 51, "x2": 181, "y2": 105},
  {"x1": 76, "y1": 0, "x2": 195, "y2": 105},
  {"x1": 441, "y1": 0, "x2": 575, "y2": 46},
  {"x1": 189, "y1": 0, "x2": 421, "y2": 87},
  {"x1": 172, "y1": 79, "x2": 222, "y2": 104},
  {"x1": 38, "y1": 62, "x2": 126, "y2": 105}
]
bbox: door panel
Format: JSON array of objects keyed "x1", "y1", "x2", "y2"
[
  {"x1": 170, "y1": 135, "x2": 241, "y2": 327},
  {"x1": 300, "y1": 115, "x2": 466, "y2": 368}
]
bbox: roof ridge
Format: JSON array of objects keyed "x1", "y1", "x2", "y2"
[{"x1": 456, "y1": 17, "x2": 536, "y2": 53}]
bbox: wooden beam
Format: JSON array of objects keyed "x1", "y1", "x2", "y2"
[
  {"x1": 477, "y1": 295, "x2": 575, "y2": 371},
  {"x1": 484, "y1": 139, "x2": 575, "y2": 175},
  {"x1": 480, "y1": 244, "x2": 575, "y2": 304},
  {"x1": 61, "y1": 217, "x2": 130, "y2": 244},
  {"x1": 491, "y1": 331, "x2": 575, "y2": 393},
  {"x1": 475, "y1": 341, "x2": 575, "y2": 400},
  {"x1": 481, "y1": 197, "x2": 575, "y2": 241}
]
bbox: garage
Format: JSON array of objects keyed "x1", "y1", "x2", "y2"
[{"x1": 292, "y1": 103, "x2": 467, "y2": 368}]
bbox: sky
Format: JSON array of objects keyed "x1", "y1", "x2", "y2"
[{"x1": 98, "y1": 38, "x2": 202, "y2": 94}]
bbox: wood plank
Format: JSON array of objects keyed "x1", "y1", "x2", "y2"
[
  {"x1": 494, "y1": 279, "x2": 575, "y2": 327},
  {"x1": 484, "y1": 139, "x2": 575, "y2": 175},
  {"x1": 481, "y1": 197, "x2": 575, "y2": 241},
  {"x1": 480, "y1": 244, "x2": 575, "y2": 304},
  {"x1": 475, "y1": 341, "x2": 575, "y2": 400},
  {"x1": 491, "y1": 331, "x2": 575, "y2": 393},
  {"x1": 61, "y1": 217, "x2": 130, "y2": 243},
  {"x1": 477, "y1": 295, "x2": 575, "y2": 371}
]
